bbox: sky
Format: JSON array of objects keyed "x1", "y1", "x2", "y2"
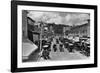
[{"x1": 27, "y1": 10, "x2": 90, "y2": 26}]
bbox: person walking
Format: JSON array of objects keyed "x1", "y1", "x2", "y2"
[
  {"x1": 59, "y1": 43, "x2": 64, "y2": 52},
  {"x1": 53, "y1": 44, "x2": 57, "y2": 52}
]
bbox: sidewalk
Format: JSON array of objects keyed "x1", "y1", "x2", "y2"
[{"x1": 22, "y1": 38, "x2": 39, "y2": 62}]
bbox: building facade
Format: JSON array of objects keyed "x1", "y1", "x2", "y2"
[{"x1": 69, "y1": 20, "x2": 90, "y2": 37}]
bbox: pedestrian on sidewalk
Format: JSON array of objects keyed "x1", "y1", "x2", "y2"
[
  {"x1": 53, "y1": 44, "x2": 57, "y2": 52},
  {"x1": 59, "y1": 43, "x2": 64, "y2": 52}
]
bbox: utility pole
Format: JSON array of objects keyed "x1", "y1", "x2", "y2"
[{"x1": 39, "y1": 22, "x2": 44, "y2": 51}]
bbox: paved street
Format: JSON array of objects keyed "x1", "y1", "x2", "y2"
[
  {"x1": 50, "y1": 49, "x2": 88, "y2": 61},
  {"x1": 38, "y1": 43, "x2": 89, "y2": 61},
  {"x1": 23, "y1": 38, "x2": 89, "y2": 62}
]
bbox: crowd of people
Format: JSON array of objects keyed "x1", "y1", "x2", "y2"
[{"x1": 39, "y1": 35, "x2": 90, "y2": 60}]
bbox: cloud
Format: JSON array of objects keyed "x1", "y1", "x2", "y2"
[
  {"x1": 27, "y1": 11, "x2": 63, "y2": 24},
  {"x1": 65, "y1": 13, "x2": 90, "y2": 26},
  {"x1": 27, "y1": 11, "x2": 90, "y2": 26},
  {"x1": 27, "y1": 11, "x2": 45, "y2": 21},
  {"x1": 46, "y1": 14, "x2": 63, "y2": 24}
]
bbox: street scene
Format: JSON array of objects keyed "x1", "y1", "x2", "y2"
[{"x1": 22, "y1": 10, "x2": 90, "y2": 62}]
